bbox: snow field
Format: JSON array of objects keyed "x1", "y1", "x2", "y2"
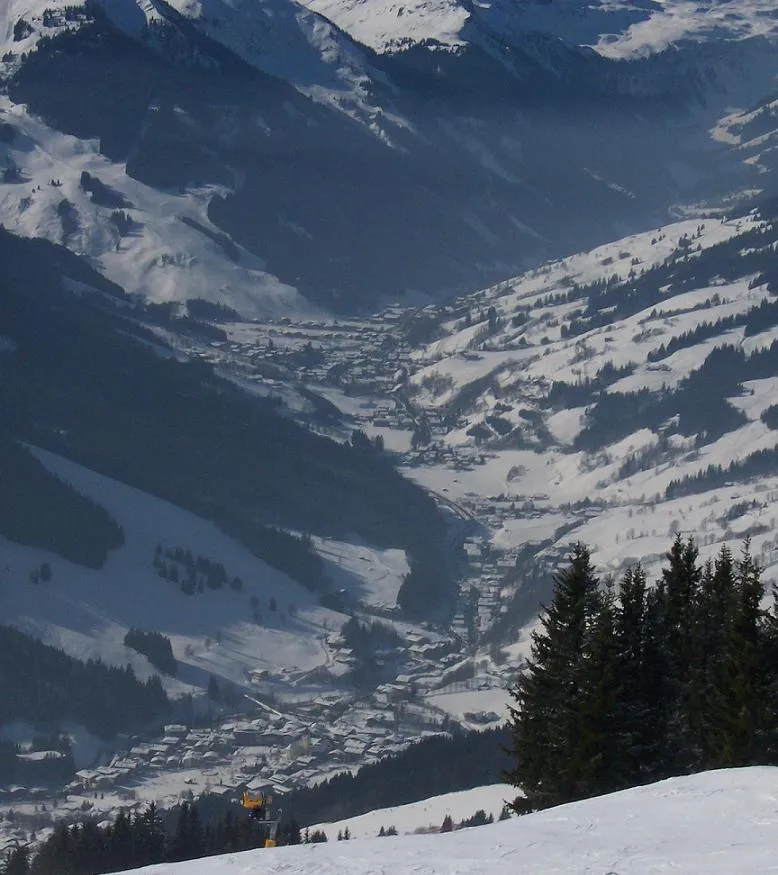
[
  {"x1": 0, "y1": 98, "x2": 314, "y2": 319},
  {"x1": 121, "y1": 767, "x2": 778, "y2": 875},
  {"x1": 2, "y1": 445, "x2": 350, "y2": 695}
]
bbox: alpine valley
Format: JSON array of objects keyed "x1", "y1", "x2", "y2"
[{"x1": 3, "y1": 0, "x2": 778, "y2": 858}]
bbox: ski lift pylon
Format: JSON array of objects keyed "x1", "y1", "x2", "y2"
[{"x1": 241, "y1": 790, "x2": 281, "y2": 848}]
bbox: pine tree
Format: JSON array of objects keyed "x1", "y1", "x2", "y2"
[
  {"x1": 709, "y1": 541, "x2": 769, "y2": 766},
  {"x1": 762, "y1": 580, "x2": 778, "y2": 760},
  {"x1": 504, "y1": 543, "x2": 604, "y2": 812},
  {"x1": 4, "y1": 845, "x2": 29, "y2": 875},
  {"x1": 573, "y1": 583, "x2": 625, "y2": 797},
  {"x1": 652, "y1": 536, "x2": 703, "y2": 773},
  {"x1": 614, "y1": 564, "x2": 663, "y2": 785}
]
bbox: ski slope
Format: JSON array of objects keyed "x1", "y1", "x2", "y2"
[
  {"x1": 121, "y1": 767, "x2": 778, "y2": 875},
  {"x1": 0, "y1": 445, "x2": 351, "y2": 696},
  {"x1": 313, "y1": 783, "x2": 510, "y2": 839}
]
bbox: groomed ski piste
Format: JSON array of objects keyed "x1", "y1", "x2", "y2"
[{"x1": 119, "y1": 767, "x2": 778, "y2": 875}]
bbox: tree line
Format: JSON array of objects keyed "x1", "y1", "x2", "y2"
[
  {"x1": 504, "y1": 537, "x2": 778, "y2": 813},
  {"x1": 3, "y1": 801, "x2": 302, "y2": 875},
  {"x1": 0, "y1": 626, "x2": 169, "y2": 740}
]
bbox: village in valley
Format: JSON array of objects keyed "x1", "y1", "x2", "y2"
[{"x1": 8, "y1": 214, "x2": 778, "y2": 853}]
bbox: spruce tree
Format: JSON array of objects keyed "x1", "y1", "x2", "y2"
[
  {"x1": 762, "y1": 580, "x2": 778, "y2": 760},
  {"x1": 573, "y1": 583, "x2": 625, "y2": 796},
  {"x1": 504, "y1": 543, "x2": 603, "y2": 812},
  {"x1": 652, "y1": 536, "x2": 702, "y2": 773},
  {"x1": 710, "y1": 541, "x2": 769, "y2": 766},
  {"x1": 614, "y1": 564, "x2": 664, "y2": 784},
  {"x1": 4, "y1": 845, "x2": 29, "y2": 875}
]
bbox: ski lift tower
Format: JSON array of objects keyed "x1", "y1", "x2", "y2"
[{"x1": 241, "y1": 790, "x2": 282, "y2": 848}]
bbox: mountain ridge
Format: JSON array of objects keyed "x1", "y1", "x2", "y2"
[{"x1": 4, "y1": 0, "x2": 776, "y2": 313}]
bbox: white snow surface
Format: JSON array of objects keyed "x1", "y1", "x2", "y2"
[
  {"x1": 1, "y1": 445, "x2": 350, "y2": 694},
  {"x1": 313, "y1": 783, "x2": 511, "y2": 839},
  {"x1": 298, "y1": 0, "x2": 778, "y2": 55},
  {"x1": 311, "y1": 536, "x2": 409, "y2": 609},
  {"x1": 120, "y1": 767, "x2": 778, "y2": 874},
  {"x1": 0, "y1": 97, "x2": 318, "y2": 319},
  {"x1": 301, "y1": 0, "x2": 469, "y2": 53}
]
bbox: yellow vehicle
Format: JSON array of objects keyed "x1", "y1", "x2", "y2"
[{"x1": 241, "y1": 791, "x2": 279, "y2": 848}]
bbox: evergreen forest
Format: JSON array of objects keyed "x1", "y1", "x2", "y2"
[
  {"x1": 0, "y1": 626, "x2": 169, "y2": 740},
  {"x1": 504, "y1": 537, "x2": 778, "y2": 813}
]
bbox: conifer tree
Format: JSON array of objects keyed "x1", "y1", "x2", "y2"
[
  {"x1": 710, "y1": 541, "x2": 769, "y2": 766},
  {"x1": 4, "y1": 845, "x2": 30, "y2": 875},
  {"x1": 762, "y1": 580, "x2": 778, "y2": 760},
  {"x1": 652, "y1": 535, "x2": 702, "y2": 773},
  {"x1": 614, "y1": 564, "x2": 664, "y2": 784},
  {"x1": 574, "y1": 583, "x2": 624, "y2": 796},
  {"x1": 504, "y1": 543, "x2": 603, "y2": 812}
]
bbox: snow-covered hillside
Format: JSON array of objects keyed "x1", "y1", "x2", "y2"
[
  {"x1": 299, "y1": 0, "x2": 778, "y2": 56},
  {"x1": 121, "y1": 768, "x2": 778, "y2": 875},
  {"x1": 312, "y1": 783, "x2": 510, "y2": 839},
  {"x1": 0, "y1": 97, "x2": 316, "y2": 319},
  {"x1": 1, "y1": 446, "x2": 348, "y2": 696},
  {"x1": 4, "y1": 0, "x2": 778, "y2": 311},
  {"x1": 392, "y1": 208, "x2": 778, "y2": 585}
]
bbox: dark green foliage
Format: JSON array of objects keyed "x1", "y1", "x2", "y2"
[
  {"x1": 505, "y1": 537, "x2": 778, "y2": 813},
  {"x1": 459, "y1": 809, "x2": 494, "y2": 828},
  {"x1": 340, "y1": 617, "x2": 405, "y2": 689},
  {"x1": 647, "y1": 312, "x2": 742, "y2": 362},
  {"x1": 79, "y1": 170, "x2": 129, "y2": 208},
  {"x1": 341, "y1": 617, "x2": 403, "y2": 657},
  {"x1": 665, "y1": 443, "x2": 778, "y2": 499},
  {"x1": 123, "y1": 628, "x2": 177, "y2": 675},
  {"x1": 178, "y1": 216, "x2": 240, "y2": 262},
  {"x1": 186, "y1": 298, "x2": 241, "y2": 322},
  {"x1": 504, "y1": 543, "x2": 606, "y2": 811},
  {"x1": 20, "y1": 798, "x2": 297, "y2": 874},
  {"x1": 156, "y1": 546, "x2": 234, "y2": 594},
  {"x1": 13, "y1": 18, "x2": 33, "y2": 41},
  {"x1": 3, "y1": 164, "x2": 22, "y2": 183},
  {"x1": 0, "y1": 737, "x2": 74, "y2": 786},
  {"x1": 760, "y1": 404, "x2": 778, "y2": 430},
  {"x1": 547, "y1": 361, "x2": 635, "y2": 409},
  {"x1": 56, "y1": 198, "x2": 78, "y2": 241},
  {"x1": 0, "y1": 625, "x2": 169, "y2": 739},
  {"x1": 576, "y1": 343, "x2": 750, "y2": 452},
  {"x1": 564, "y1": 223, "x2": 778, "y2": 338},
  {"x1": 109, "y1": 210, "x2": 133, "y2": 235},
  {"x1": 0, "y1": 439, "x2": 124, "y2": 568}
]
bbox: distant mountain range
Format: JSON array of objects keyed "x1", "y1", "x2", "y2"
[{"x1": 2, "y1": 0, "x2": 778, "y2": 314}]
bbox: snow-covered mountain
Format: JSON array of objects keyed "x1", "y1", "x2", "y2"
[
  {"x1": 2, "y1": 0, "x2": 778, "y2": 314},
  {"x1": 120, "y1": 767, "x2": 778, "y2": 874},
  {"x1": 299, "y1": 0, "x2": 778, "y2": 58}
]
